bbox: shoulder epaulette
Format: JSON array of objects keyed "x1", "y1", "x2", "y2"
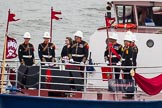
[{"x1": 83, "y1": 42, "x2": 88, "y2": 46}]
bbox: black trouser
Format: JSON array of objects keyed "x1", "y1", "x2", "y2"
[
  {"x1": 71, "y1": 57, "x2": 85, "y2": 77},
  {"x1": 123, "y1": 68, "x2": 132, "y2": 79},
  {"x1": 123, "y1": 68, "x2": 134, "y2": 98},
  {"x1": 68, "y1": 62, "x2": 84, "y2": 91},
  {"x1": 41, "y1": 58, "x2": 52, "y2": 66},
  {"x1": 24, "y1": 58, "x2": 33, "y2": 66},
  {"x1": 44, "y1": 58, "x2": 52, "y2": 62},
  {"x1": 114, "y1": 68, "x2": 121, "y2": 79}
]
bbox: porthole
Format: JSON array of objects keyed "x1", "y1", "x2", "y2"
[{"x1": 146, "y1": 39, "x2": 154, "y2": 48}]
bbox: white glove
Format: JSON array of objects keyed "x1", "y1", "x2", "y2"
[
  {"x1": 45, "y1": 63, "x2": 49, "y2": 66},
  {"x1": 69, "y1": 59, "x2": 74, "y2": 63},
  {"x1": 64, "y1": 59, "x2": 69, "y2": 63},
  {"x1": 106, "y1": 61, "x2": 109, "y2": 64},
  {"x1": 49, "y1": 63, "x2": 54, "y2": 66},
  {"x1": 116, "y1": 61, "x2": 121, "y2": 66},
  {"x1": 63, "y1": 56, "x2": 69, "y2": 60},
  {"x1": 80, "y1": 62, "x2": 84, "y2": 65},
  {"x1": 32, "y1": 64, "x2": 36, "y2": 66}
]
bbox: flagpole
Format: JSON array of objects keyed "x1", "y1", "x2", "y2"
[
  {"x1": 1, "y1": 9, "x2": 10, "y2": 93},
  {"x1": 105, "y1": 15, "x2": 112, "y2": 66},
  {"x1": 50, "y1": 6, "x2": 53, "y2": 42},
  {"x1": 1, "y1": 35, "x2": 7, "y2": 93},
  {"x1": 6, "y1": 9, "x2": 10, "y2": 35}
]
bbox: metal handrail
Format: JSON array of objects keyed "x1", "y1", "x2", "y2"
[{"x1": 0, "y1": 61, "x2": 162, "y2": 101}]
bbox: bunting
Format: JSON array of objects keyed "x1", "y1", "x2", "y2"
[{"x1": 133, "y1": 72, "x2": 162, "y2": 95}]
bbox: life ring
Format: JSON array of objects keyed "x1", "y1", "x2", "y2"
[{"x1": 115, "y1": 23, "x2": 137, "y2": 29}]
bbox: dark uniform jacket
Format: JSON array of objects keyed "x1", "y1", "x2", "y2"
[
  {"x1": 121, "y1": 45, "x2": 133, "y2": 80},
  {"x1": 104, "y1": 43, "x2": 123, "y2": 65},
  {"x1": 71, "y1": 40, "x2": 89, "y2": 63},
  {"x1": 61, "y1": 45, "x2": 71, "y2": 58},
  {"x1": 38, "y1": 42, "x2": 55, "y2": 62},
  {"x1": 121, "y1": 46, "x2": 133, "y2": 66},
  {"x1": 18, "y1": 43, "x2": 35, "y2": 66}
]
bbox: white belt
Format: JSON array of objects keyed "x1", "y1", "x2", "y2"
[
  {"x1": 23, "y1": 55, "x2": 32, "y2": 58},
  {"x1": 72, "y1": 54, "x2": 84, "y2": 57},
  {"x1": 108, "y1": 55, "x2": 117, "y2": 58},
  {"x1": 122, "y1": 59, "x2": 125, "y2": 61},
  {"x1": 43, "y1": 55, "x2": 52, "y2": 58},
  {"x1": 122, "y1": 58, "x2": 132, "y2": 61}
]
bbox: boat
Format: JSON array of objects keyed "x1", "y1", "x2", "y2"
[{"x1": 1, "y1": 0, "x2": 162, "y2": 108}]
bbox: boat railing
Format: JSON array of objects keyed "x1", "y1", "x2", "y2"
[
  {"x1": 37, "y1": 62, "x2": 162, "y2": 101},
  {"x1": 0, "y1": 61, "x2": 162, "y2": 101}
]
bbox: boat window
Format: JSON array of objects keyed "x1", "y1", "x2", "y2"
[
  {"x1": 153, "y1": 7, "x2": 162, "y2": 26},
  {"x1": 137, "y1": 6, "x2": 162, "y2": 27},
  {"x1": 116, "y1": 5, "x2": 134, "y2": 24},
  {"x1": 146, "y1": 39, "x2": 154, "y2": 48}
]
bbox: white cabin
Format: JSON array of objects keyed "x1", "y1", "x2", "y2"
[{"x1": 89, "y1": 0, "x2": 162, "y2": 78}]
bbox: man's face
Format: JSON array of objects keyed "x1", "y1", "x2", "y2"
[
  {"x1": 24, "y1": 38, "x2": 30, "y2": 43},
  {"x1": 75, "y1": 36, "x2": 81, "y2": 42},
  {"x1": 124, "y1": 40, "x2": 131, "y2": 46},
  {"x1": 44, "y1": 38, "x2": 50, "y2": 42},
  {"x1": 109, "y1": 38, "x2": 116, "y2": 44},
  {"x1": 131, "y1": 41, "x2": 135, "y2": 46}
]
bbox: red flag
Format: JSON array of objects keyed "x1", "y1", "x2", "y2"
[
  {"x1": 5, "y1": 10, "x2": 20, "y2": 33},
  {"x1": 101, "y1": 67, "x2": 112, "y2": 81},
  {"x1": 8, "y1": 13, "x2": 20, "y2": 22},
  {"x1": 6, "y1": 36, "x2": 17, "y2": 59},
  {"x1": 46, "y1": 69, "x2": 52, "y2": 82},
  {"x1": 105, "y1": 17, "x2": 115, "y2": 27},
  {"x1": 45, "y1": 69, "x2": 52, "y2": 89},
  {"x1": 51, "y1": 11, "x2": 62, "y2": 20}
]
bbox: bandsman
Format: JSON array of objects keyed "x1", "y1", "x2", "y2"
[
  {"x1": 18, "y1": 32, "x2": 35, "y2": 66},
  {"x1": 38, "y1": 32, "x2": 56, "y2": 63},
  {"x1": 131, "y1": 34, "x2": 138, "y2": 70},
  {"x1": 104, "y1": 32, "x2": 123, "y2": 79},
  {"x1": 69, "y1": 31, "x2": 89, "y2": 64},
  {"x1": 69, "y1": 31, "x2": 89, "y2": 90},
  {"x1": 122, "y1": 31, "x2": 134, "y2": 99}
]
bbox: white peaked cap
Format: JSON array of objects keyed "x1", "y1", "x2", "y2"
[
  {"x1": 43, "y1": 32, "x2": 50, "y2": 38},
  {"x1": 132, "y1": 34, "x2": 138, "y2": 42},
  {"x1": 124, "y1": 31, "x2": 133, "y2": 41},
  {"x1": 109, "y1": 32, "x2": 118, "y2": 40},
  {"x1": 23, "y1": 32, "x2": 31, "y2": 38},
  {"x1": 74, "y1": 31, "x2": 83, "y2": 39}
]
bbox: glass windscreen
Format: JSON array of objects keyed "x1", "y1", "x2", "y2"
[{"x1": 116, "y1": 5, "x2": 134, "y2": 24}]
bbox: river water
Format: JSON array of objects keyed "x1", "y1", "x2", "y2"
[{"x1": 0, "y1": 0, "x2": 108, "y2": 60}]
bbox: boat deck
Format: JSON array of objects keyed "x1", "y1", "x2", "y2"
[
  {"x1": 20, "y1": 88, "x2": 162, "y2": 101},
  {"x1": 1, "y1": 61, "x2": 162, "y2": 101}
]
